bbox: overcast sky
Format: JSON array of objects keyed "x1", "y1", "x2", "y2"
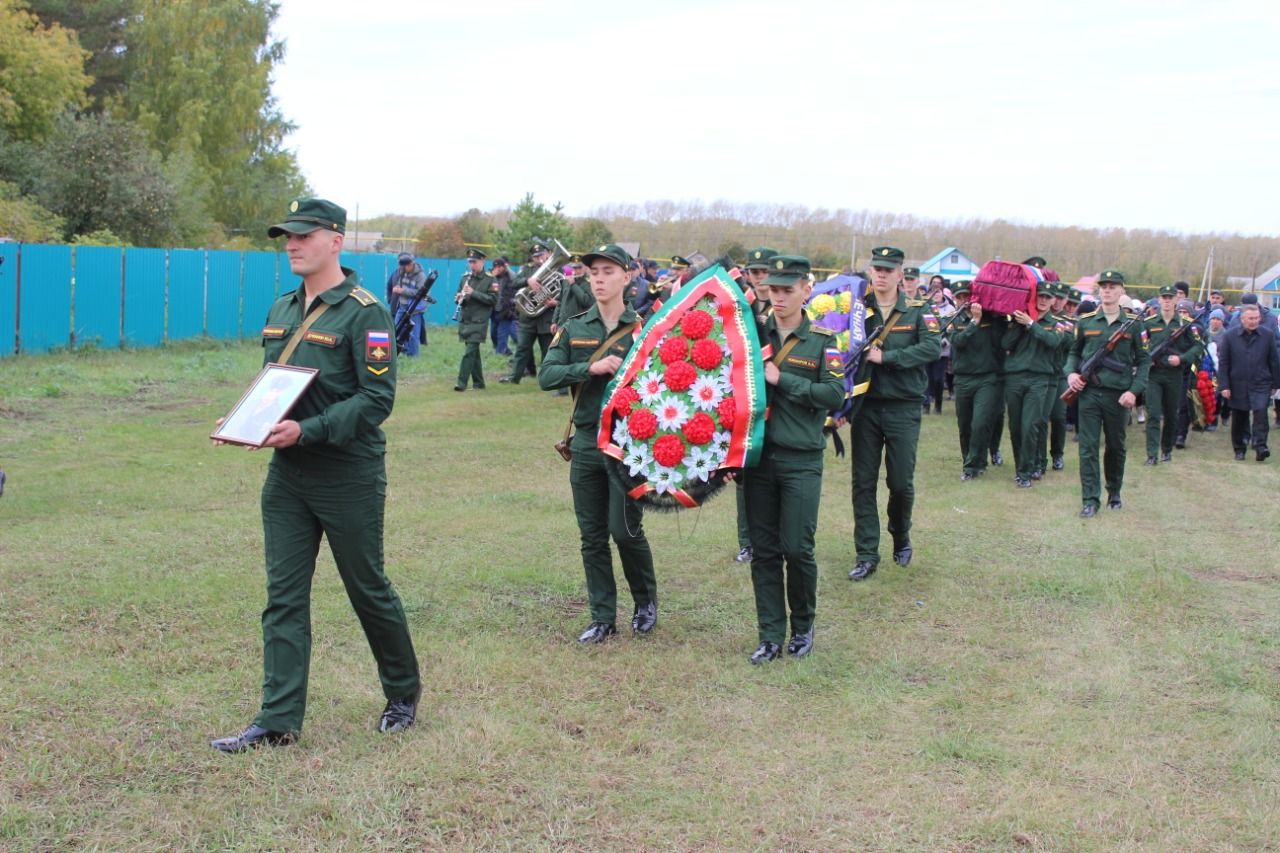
[{"x1": 271, "y1": 0, "x2": 1278, "y2": 236}]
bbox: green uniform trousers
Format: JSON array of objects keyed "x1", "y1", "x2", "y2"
[
  {"x1": 745, "y1": 447, "x2": 823, "y2": 645},
  {"x1": 989, "y1": 380, "x2": 1007, "y2": 459},
  {"x1": 508, "y1": 323, "x2": 551, "y2": 383},
  {"x1": 256, "y1": 458, "x2": 420, "y2": 733},
  {"x1": 953, "y1": 374, "x2": 1001, "y2": 474},
  {"x1": 735, "y1": 479, "x2": 751, "y2": 550},
  {"x1": 456, "y1": 340, "x2": 485, "y2": 388},
  {"x1": 568, "y1": 436, "x2": 657, "y2": 624},
  {"x1": 852, "y1": 400, "x2": 921, "y2": 564},
  {"x1": 1005, "y1": 372, "x2": 1051, "y2": 479},
  {"x1": 1033, "y1": 376, "x2": 1066, "y2": 471},
  {"x1": 1076, "y1": 386, "x2": 1129, "y2": 507},
  {"x1": 1145, "y1": 369, "x2": 1182, "y2": 457}
]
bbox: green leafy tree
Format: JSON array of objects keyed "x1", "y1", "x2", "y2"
[
  {"x1": 456, "y1": 207, "x2": 492, "y2": 247},
  {"x1": 0, "y1": 177, "x2": 61, "y2": 240},
  {"x1": 414, "y1": 220, "x2": 466, "y2": 257},
  {"x1": 573, "y1": 217, "x2": 612, "y2": 252},
  {"x1": 124, "y1": 0, "x2": 307, "y2": 244},
  {"x1": 32, "y1": 113, "x2": 177, "y2": 246},
  {"x1": 494, "y1": 193, "x2": 572, "y2": 262},
  {"x1": 24, "y1": 0, "x2": 133, "y2": 110},
  {"x1": 0, "y1": 0, "x2": 90, "y2": 140}
]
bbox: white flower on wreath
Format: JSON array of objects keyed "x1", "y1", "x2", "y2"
[
  {"x1": 654, "y1": 394, "x2": 690, "y2": 431},
  {"x1": 716, "y1": 362, "x2": 734, "y2": 394},
  {"x1": 623, "y1": 444, "x2": 654, "y2": 478},
  {"x1": 652, "y1": 464, "x2": 685, "y2": 495},
  {"x1": 637, "y1": 370, "x2": 666, "y2": 404},
  {"x1": 711, "y1": 430, "x2": 732, "y2": 456},
  {"x1": 612, "y1": 419, "x2": 630, "y2": 449},
  {"x1": 689, "y1": 375, "x2": 724, "y2": 412},
  {"x1": 682, "y1": 446, "x2": 719, "y2": 482}
]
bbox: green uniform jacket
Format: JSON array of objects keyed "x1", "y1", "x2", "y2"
[
  {"x1": 1051, "y1": 312, "x2": 1075, "y2": 374},
  {"x1": 1144, "y1": 312, "x2": 1205, "y2": 372},
  {"x1": 538, "y1": 305, "x2": 640, "y2": 431},
  {"x1": 456, "y1": 270, "x2": 496, "y2": 343},
  {"x1": 762, "y1": 313, "x2": 845, "y2": 451},
  {"x1": 261, "y1": 268, "x2": 395, "y2": 464},
  {"x1": 1065, "y1": 309, "x2": 1151, "y2": 396},
  {"x1": 513, "y1": 266, "x2": 556, "y2": 335},
  {"x1": 553, "y1": 276, "x2": 594, "y2": 327},
  {"x1": 950, "y1": 312, "x2": 1005, "y2": 376},
  {"x1": 1001, "y1": 312, "x2": 1062, "y2": 375},
  {"x1": 861, "y1": 293, "x2": 942, "y2": 401}
]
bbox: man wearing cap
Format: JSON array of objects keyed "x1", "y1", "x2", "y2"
[
  {"x1": 732, "y1": 246, "x2": 779, "y2": 563},
  {"x1": 1001, "y1": 285, "x2": 1063, "y2": 487},
  {"x1": 744, "y1": 255, "x2": 843, "y2": 663},
  {"x1": 1065, "y1": 269, "x2": 1150, "y2": 517},
  {"x1": 848, "y1": 247, "x2": 941, "y2": 581},
  {"x1": 552, "y1": 255, "x2": 594, "y2": 330},
  {"x1": 503, "y1": 242, "x2": 558, "y2": 384},
  {"x1": 949, "y1": 281, "x2": 1005, "y2": 480},
  {"x1": 490, "y1": 257, "x2": 517, "y2": 356},
  {"x1": 1024, "y1": 256, "x2": 1047, "y2": 270},
  {"x1": 538, "y1": 244, "x2": 658, "y2": 643},
  {"x1": 902, "y1": 266, "x2": 920, "y2": 297},
  {"x1": 453, "y1": 248, "x2": 496, "y2": 391},
  {"x1": 1036, "y1": 281, "x2": 1076, "y2": 473},
  {"x1": 1142, "y1": 285, "x2": 1205, "y2": 464},
  {"x1": 387, "y1": 252, "x2": 430, "y2": 356},
  {"x1": 211, "y1": 198, "x2": 421, "y2": 753}
]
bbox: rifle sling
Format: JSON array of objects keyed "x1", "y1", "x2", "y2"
[{"x1": 278, "y1": 301, "x2": 333, "y2": 366}]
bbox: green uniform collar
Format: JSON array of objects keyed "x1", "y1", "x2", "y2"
[
  {"x1": 581, "y1": 302, "x2": 639, "y2": 328},
  {"x1": 866, "y1": 291, "x2": 909, "y2": 318},
  {"x1": 766, "y1": 311, "x2": 813, "y2": 341},
  {"x1": 289, "y1": 266, "x2": 359, "y2": 307}
]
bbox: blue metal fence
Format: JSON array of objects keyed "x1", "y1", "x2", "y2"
[{"x1": 0, "y1": 245, "x2": 473, "y2": 356}]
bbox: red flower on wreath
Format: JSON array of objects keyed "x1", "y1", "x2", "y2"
[
  {"x1": 659, "y1": 337, "x2": 689, "y2": 364},
  {"x1": 628, "y1": 408, "x2": 658, "y2": 441},
  {"x1": 664, "y1": 360, "x2": 697, "y2": 392},
  {"x1": 681, "y1": 310, "x2": 714, "y2": 340},
  {"x1": 691, "y1": 338, "x2": 723, "y2": 370},
  {"x1": 613, "y1": 386, "x2": 639, "y2": 417},
  {"x1": 653, "y1": 434, "x2": 686, "y2": 467},
  {"x1": 717, "y1": 397, "x2": 736, "y2": 430},
  {"x1": 683, "y1": 412, "x2": 716, "y2": 445}
]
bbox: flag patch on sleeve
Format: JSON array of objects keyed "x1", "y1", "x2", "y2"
[{"x1": 366, "y1": 330, "x2": 391, "y2": 362}]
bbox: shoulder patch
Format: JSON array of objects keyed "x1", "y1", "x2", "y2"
[
  {"x1": 366, "y1": 330, "x2": 392, "y2": 362},
  {"x1": 923, "y1": 313, "x2": 940, "y2": 332},
  {"x1": 350, "y1": 287, "x2": 379, "y2": 307}
]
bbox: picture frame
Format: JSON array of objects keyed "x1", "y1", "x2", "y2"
[{"x1": 211, "y1": 363, "x2": 319, "y2": 447}]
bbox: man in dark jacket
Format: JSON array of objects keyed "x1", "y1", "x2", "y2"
[
  {"x1": 1218, "y1": 303, "x2": 1280, "y2": 461},
  {"x1": 490, "y1": 257, "x2": 517, "y2": 355}
]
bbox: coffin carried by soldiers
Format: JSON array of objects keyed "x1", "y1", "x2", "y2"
[{"x1": 971, "y1": 260, "x2": 1044, "y2": 320}]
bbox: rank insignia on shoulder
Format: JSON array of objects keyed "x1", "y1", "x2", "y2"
[
  {"x1": 350, "y1": 287, "x2": 379, "y2": 307},
  {"x1": 262, "y1": 325, "x2": 287, "y2": 338},
  {"x1": 812, "y1": 326, "x2": 833, "y2": 336},
  {"x1": 366, "y1": 330, "x2": 391, "y2": 362},
  {"x1": 550, "y1": 328, "x2": 564, "y2": 347}
]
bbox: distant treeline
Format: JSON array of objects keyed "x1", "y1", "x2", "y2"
[{"x1": 376, "y1": 198, "x2": 1278, "y2": 292}]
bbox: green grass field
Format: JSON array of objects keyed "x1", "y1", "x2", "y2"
[{"x1": 1, "y1": 335, "x2": 1277, "y2": 852}]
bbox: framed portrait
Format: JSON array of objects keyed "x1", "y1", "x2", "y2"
[{"x1": 211, "y1": 363, "x2": 319, "y2": 447}]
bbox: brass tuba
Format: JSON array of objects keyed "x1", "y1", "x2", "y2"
[{"x1": 514, "y1": 239, "x2": 572, "y2": 319}]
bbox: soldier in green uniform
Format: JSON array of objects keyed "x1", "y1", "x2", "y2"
[
  {"x1": 1038, "y1": 281, "x2": 1075, "y2": 472},
  {"x1": 454, "y1": 248, "x2": 496, "y2": 391},
  {"x1": 552, "y1": 255, "x2": 594, "y2": 330},
  {"x1": 1143, "y1": 284, "x2": 1205, "y2": 464},
  {"x1": 211, "y1": 198, "x2": 420, "y2": 753},
  {"x1": 743, "y1": 255, "x2": 844, "y2": 663},
  {"x1": 539, "y1": 243, "x2": 658, "y2": 643},
  {"x1": 732, "y1": 246, "x2": 778, "y2": 563},
  {"x1": 848, "y1": 247, "x2": 942, "y2": 581},
  {"x1": 1001, "y1": 286, "x2": 1063, "y2": 487},
  {"x1": 1066, "y1": 269, "x2": 1151, "y2": 517},
  {"x1": 503, "y1": 242, "x2": 558, "y2": 384},
  {"x1": 949, "y1": 282, "x2": 1005, "y2": 479}
]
